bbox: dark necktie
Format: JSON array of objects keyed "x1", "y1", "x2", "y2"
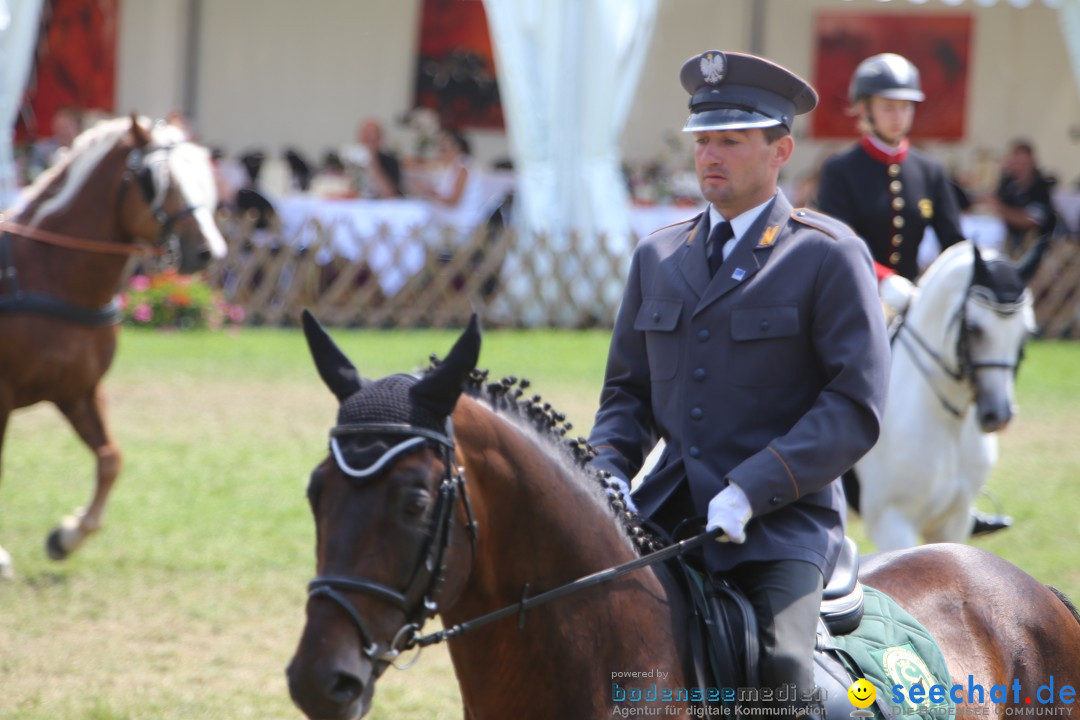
[{"x1": 707, "y1": 220, "x2": 734, "y2": 277}]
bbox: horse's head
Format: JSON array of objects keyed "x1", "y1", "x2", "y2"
[
  {"x1": 961, "y1": 244, "x2": 1035, "y2": 431},
  {"x1": 118, "y1": 115, "x2": 226, "y2": 272},
  {"x1": 287, "y1": 310, "x2": 480, "y2": 720}
]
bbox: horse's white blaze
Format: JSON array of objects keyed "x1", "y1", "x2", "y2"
[
  {"x1": 164, "y1": 135, "x2": 227, "y2": 258},
  {"x1": 857, "y1": 242, "x2": 1032, "y2": 550}
]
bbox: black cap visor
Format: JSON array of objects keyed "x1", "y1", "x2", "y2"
[{"x1": 683, "y1": 107, "x2": 783, "y2": 133}]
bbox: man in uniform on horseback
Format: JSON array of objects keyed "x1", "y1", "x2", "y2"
[
  {"x1": 589, "y1": 51, "x2": 890, "y2": 713},
  {"x1": 817, "y1": 53, "x2": 1012, "y2": 536}
]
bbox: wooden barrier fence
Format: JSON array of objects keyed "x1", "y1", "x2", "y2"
[{"x1": 206, "y1": 209, "x2": 1080, "y2": 335}]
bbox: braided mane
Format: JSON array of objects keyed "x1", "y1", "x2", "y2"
[{"x1": 428, "y1": 356, "x2": 664, "y2": 555}]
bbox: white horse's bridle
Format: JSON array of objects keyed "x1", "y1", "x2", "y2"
[{"x1": 895, "y1": 285, "x2": 1030, "y2": 419}]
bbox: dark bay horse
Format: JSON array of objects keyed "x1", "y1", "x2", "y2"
[
  {"x1": 288, "y1": 313, "x2": 1080, "y2": 720},
  {"x1": 0, "y1": 115, "x2": 225, "y2": 577}
]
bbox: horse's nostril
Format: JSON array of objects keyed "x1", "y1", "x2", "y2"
[
  {"x1": 328, "y1": 671, "x2": 364, "y2": 704},
  {"x1": 197, "y1": 247, "x2": 212, "y2": 262}
]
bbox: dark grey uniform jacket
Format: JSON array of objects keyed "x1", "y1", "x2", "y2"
[{"x1": 589, "y1": 191, "x2": 890, "y2": 579}]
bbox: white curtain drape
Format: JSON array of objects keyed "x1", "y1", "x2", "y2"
[
  {"x1": 482, "y1": 0, "x2": 658, "y2": 325},
  {"x1": 0, "y1": 0, "x2": 44, "y2": 210},
  {"x1": 1058, "y1": 0, "x2": 1080, "y2": 100}
]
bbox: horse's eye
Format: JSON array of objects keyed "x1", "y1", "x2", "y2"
[
  {"x1": 966, "y1": 323, "x2": 984, "y2": 340},
  {"x1": 402, "y1": 489, "x2": 431, "y2": 518}
]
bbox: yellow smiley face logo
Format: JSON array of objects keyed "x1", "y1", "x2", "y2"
[{"x1": 848, "y1": 678, "x2": 876, "y2": 708}]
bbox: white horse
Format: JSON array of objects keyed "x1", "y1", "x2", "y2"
[{"x1": 849, "y1": 241, "x2": 1037, "y2": 550}]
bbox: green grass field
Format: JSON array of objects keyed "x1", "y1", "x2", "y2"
[{"x1": 0, "y1": 328, "x2": 1077, "y2": 719}]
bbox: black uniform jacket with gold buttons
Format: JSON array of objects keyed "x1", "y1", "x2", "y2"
[
  {"x1": 818, "y1": 142, "x2": 965, "y2": 280},
  {"x1": 588, "y1": 191, "x2": 890, "y2": 577}
]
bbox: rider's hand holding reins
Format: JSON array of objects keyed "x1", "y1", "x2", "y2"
[{"x1": 706, "y1": 483, "x2": 752, "y2": 544}]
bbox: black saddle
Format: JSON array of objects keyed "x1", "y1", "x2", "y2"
[{"x1": 676, "y1": 536, "x2": 866, "y2": 711}]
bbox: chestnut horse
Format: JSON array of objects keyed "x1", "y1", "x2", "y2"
[
  {"x1": 288, "y1": 312, "x2": 1080, "y2": 720},
  {"x1": 0, "y1": 115, "x2": 225, "y2": 577}
]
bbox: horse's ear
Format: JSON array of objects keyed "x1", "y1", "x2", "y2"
[
  {"x1": 129, "y1": 112, "x2": 151, "y2": 147},
  {"x1": 971, "y1": 242, "x2": 991, "y2": 288},
  {"x1": 411, "y1": 314, "x2": 481, "y2": 418},
  {"x1": 1017, "y1": 234, "x2": 1051, "y2": 285},
  {"x1": 301, "y1": 309, "x2": 363, "y2": 401}
]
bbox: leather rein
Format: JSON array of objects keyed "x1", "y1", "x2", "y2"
[
  {"x1": 307, "y1": 420, "x2": 719, "y2": 673},
  {"x1": 894, "y1": 283, "x2": 1029, "y2": 418}
]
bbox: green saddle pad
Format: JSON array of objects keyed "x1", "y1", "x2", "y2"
[{"x1": 828, "y1": 586, "x2": 955, "y2": 719}]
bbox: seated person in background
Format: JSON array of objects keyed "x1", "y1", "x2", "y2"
[
  {"x1": 993, "y1": 139, "x2": 1057, "y2": 256},
  {"x1": 343, "y1": 119, "x2": 403, "y2": 198},
  {"x1": 411, "y1": 128, "x2": 476, "y2": 207}
]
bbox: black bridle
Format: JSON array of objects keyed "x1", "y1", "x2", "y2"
[
  {"x1": 895, "y1": 283, "x2": 1029, "y2": 418},
  {"x1": 306, "y1": 421, "x2": 477, "y2": 672},
  {"x1": 119, "y1": 144, "x2": 199, "y2": 263},
  {"x1": 305, "y1": 419, "x2": 724, "y2": 673}
]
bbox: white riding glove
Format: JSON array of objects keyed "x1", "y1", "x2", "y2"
[
  {"x1": 605, "y1": 476, "x2": 639, "y2": 514},
  {"x1": 706, "y1": 483, "x2": 752, "y2": 544},
  {"x1": 880, "y1": 274, "x2": 917, "y2": 316}
]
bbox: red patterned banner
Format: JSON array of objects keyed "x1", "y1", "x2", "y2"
[
  {"x1": 811, "y1": 13, "x2": 971, "y2": 141},
  {"x1": 16, "y1": 0, "x2": 118, "y2": 143},
  {"x1": 414, "y1": 0, "x2": 503, "y2": 129}
]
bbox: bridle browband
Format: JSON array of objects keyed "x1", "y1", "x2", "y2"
[
  {"x1": 306, "y1": 417, "x2": 723, "y2": 673},
  {"x1": 895, "y1": 283, "x2": 1029, "y2": 418}
]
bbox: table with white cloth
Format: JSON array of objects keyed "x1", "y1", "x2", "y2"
[
  {"x1": 271, "y1": 171, "x2": 516, "y2": 296},
  {"x1": 272, "y1": 195, "x2": 437, "y2": 296},
  {"x1": 921, "y1": 213, "x2": 1007, "y2": 268}
]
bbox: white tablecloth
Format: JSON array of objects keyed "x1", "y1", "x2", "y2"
[
  {"x1": 273, "y1": 196, "x2": 433, "y2": 295},
  {"x1": 922, "y1": 213, "x2": 1007, "y2": 268}
]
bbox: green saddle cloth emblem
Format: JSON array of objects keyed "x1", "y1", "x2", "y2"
[{"x1": 830, "y1": 586, "x2": 955, "y2": 719}]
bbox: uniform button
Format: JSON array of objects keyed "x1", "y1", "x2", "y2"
[
  {"x1": 892, "y1": 197, "x2": 905, "y2": 211},
  {"x1": 653, "y1": 312, "x2": 661, "y2": 322},
  {"x1": 770, "y1": 495, "x2": 782, "y2": 506},
  {"x1": 690, "y1": 407, "x2": 703, "y2": 420},
  {"x1": 889, "y1": 180, "x2": 902, "y2": 194},
  {"x1": 892, "y1": 234, "x2": 903, "y2": 247},
  {"x1": 689, "y1": 446, "x2": 701, "y2": 458},
  {"x1": 888, "y1": 164, "x2": 901, "y2": 177},
  {"x1": 693, "y1": 368, "x2": 706, "y2": 381},
  {"x1": 890, "y1": 252, "x2": 902, "y2": 265},
  {"x1": 893, "y1": 216, "x2": 904, "y2": 229},
  {"x1": 759, "y1": 319, "x2": 770, "y2": 332},
  {"x1": 697, "y1": 329, "x2": 710, "y2": 342}
]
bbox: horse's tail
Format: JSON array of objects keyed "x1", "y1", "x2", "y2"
[
  {"x1": 841, "y1": 469, "x2": 860, "y2": 514},
  {"x1": 1047, "y1": 585, "x2": 1080, "y2": 626}
]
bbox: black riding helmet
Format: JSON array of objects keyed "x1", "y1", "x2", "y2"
[{"x1": 849, "y1": 53, "x2": 925, "y2": 104}]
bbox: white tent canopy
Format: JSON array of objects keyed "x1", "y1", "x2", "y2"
[{"x1": 0, "y1": 0, "x2": 44, "y2": 209}]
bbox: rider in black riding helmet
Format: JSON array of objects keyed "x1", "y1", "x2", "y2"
[{"x1": 817, "y1": 53, "x2": 1011, "y2": 537}]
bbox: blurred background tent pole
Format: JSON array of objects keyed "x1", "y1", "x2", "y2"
[
  {"x1": 482, "y1": 0, "x2": 658, "y2": 325},
  {"x1": 0, "y1": 0, "x2": 44, "y2": 209}
]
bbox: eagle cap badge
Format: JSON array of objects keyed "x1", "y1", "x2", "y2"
[{"x1": 700, "y1": 52, "x2": 727, "y2": 85}]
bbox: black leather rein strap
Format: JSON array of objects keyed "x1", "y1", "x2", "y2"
[{"x1": 410, "y1": 527, "x2": 724, "y2": 650}]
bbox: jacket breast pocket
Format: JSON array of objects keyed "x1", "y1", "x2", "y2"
[
  {"x1": 728, "y1": 305, "x2": 802, "y2": 387},
  {"x1": 633, "y1": 298, "x2": 682, "y2": 382}
]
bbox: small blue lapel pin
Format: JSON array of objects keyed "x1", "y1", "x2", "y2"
[{"x1": 731, "y1": 268, "x2": 746, "y2": 282}]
